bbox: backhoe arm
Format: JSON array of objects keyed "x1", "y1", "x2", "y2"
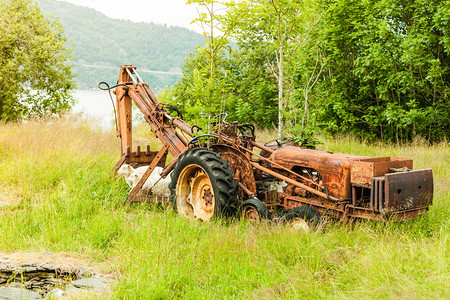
[{"x1": 114, "y1": 65, "x2": 192, "y2": 158}]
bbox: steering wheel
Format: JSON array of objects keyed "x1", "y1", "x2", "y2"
[{"x1": 264, "y1": 137, "x2": 293, "y2": 147}]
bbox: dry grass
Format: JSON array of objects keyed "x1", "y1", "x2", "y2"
[
  {"x1": 255, "y1": 128, "x2": 279, "y2": 143},
  {"x1": 0, "y1": 114, "x2": 118, "y2": 158}
]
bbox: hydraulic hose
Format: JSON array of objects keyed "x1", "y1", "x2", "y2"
[
  {"x1": 323, "y1": 187, "x2": 351, "y2": 203},
  {"x1": 98, "y1": 81, "x2": 128, "y2": 90}
]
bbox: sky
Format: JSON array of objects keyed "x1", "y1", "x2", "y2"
[{"x1": 59, "y1": 0, "x2": 202, "y2": 33}]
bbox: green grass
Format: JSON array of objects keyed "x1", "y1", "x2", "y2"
[{"x1": 0, "y1": 115, "x2": 448, "y2": 299}]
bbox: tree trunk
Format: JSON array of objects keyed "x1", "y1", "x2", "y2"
[
  {"x1": 277, "y1": 15, "x2": 284, "y2": 139},
  {"x1": 208, "y1": 2, "x2": 214, "y2": 135},
  {"x1": 302, "y1": 88, "x2": 308, "y2": 130}
]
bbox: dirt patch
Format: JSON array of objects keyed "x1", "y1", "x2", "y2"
[
  {"x1": 1, "y1": 252, "x2": 93, "y2": 273},
  {"x1": 0, "y1": 252, "x2": 116, "y2": 298}
]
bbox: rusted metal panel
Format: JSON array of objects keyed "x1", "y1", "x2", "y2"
[
  {"x1": 284, "y1": 195, "x2": 346, "y2": 219},
  {"x1": 124, "y1": 150, "x2": 168, "y2": 168},
  {"x1": 259, "y1": 189, "x2": 279, "y2": 205},
  {"x1": 270, "y1": 145, "x2": 369, "y2": 199},
  {"x1": 385, "y1": 169, "x2": 433, "y2": 211},
  {"x1": 344, "y1": 205, "x2": 380, "y2": 220},
  {"x1": 370, "y1": 177, "x2": 385, "y2": 212},
  {"x1": 211, "y1": 144, "x2": 257, "y2": 193},
  {"x1": 271, "y1": 146, "x2": 369, "y2": 172},
  {"x1": 351, "y1": 157, "x2": 413, "y2": 186},
  {"x1": 116, "y1": 88, "x2": 133, "y2": 154}
]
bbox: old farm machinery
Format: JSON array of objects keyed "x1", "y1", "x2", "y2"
[{"x1": 103, "y1": 65, "x2": 433, "y2": 224}]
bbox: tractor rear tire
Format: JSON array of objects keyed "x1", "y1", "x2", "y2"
[{"x1": 169, "y1": 147, "x2": 238, "y2": 221}]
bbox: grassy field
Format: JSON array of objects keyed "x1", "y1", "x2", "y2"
[{"x1": 0, "y1": 115, "x2": 448, "y2": 299}]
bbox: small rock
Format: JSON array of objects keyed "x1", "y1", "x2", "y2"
[
  {"x1": 71, "y1": 277, "x2": 105, "y2": 292},
  {"x1": 17, "y1": 267, "x2": 37, "y2": 273},
  {"x1": 5, "y1": 283, "x2": 22, "y2": 289},
  {"x1": 73, "y1": 266, "x2": 92, "y2": 277},
  {"x1": 20, "y1": 263, "x2": 37, "y2": 268},
  {"x1": 44, "y1": 288, "x2": 64, "y2": 299},
  {"x1": 39, "y1": 264, "x2": 56, "y2": 271},
  {"x1": 0, "y1": 287, "x2": 42, "y2": 300}
]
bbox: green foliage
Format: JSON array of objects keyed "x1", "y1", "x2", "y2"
[
  {"x1": 166, "y1": 0, "x2": 448, "y2": 144},
  {"x1": 224, "y1": 43, "x2": 279, "y2": 128},
  {"x1": 289, "y1": 125, "x2": 324, "y2": 149},
  {"x1": 314, "y1": 0, "x2": 449, "y2": 142},
  {"x1": 159, "y1": 48, "x2": 214, "y2": 129},
  {"x1": 37, "y1": 0, "x2": 203, "y2": 90},
  {"x1": 160, "y1": 43, "x2": 280, "y2": 129},
  {"x1": 0, "y1": 0, "x2": 75, "y2": 121},
  {"x1": 164, "y1": 0, "x2": 324, "y2": 143}
]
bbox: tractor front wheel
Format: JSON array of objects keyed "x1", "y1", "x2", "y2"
[
  {"x1": 169, "y1": 148, "x2": 238, "y2": 221},
  {"x1": 241, "y1": 198, "x2": 270, "y2": 223},
  {"x1": 283, "y1": 206, "x2": 320, "y2": 232}
]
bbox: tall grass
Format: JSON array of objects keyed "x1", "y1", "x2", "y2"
[{"x1": 0, "y1": 115, "x2": 448, "y2": 299}]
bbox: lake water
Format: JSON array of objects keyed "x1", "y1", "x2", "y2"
[{"x1": 72, "y1": 89, "x2": 116, "y2": 130}]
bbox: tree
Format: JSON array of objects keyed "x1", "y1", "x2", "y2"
[
  {"x1": 225, "y1": 0, "x2": 320, "y2": 138},
  {"x1": 0, "y1": 0, "x2": 75, "y2": 121},
  {"x1": 224, "y1": 43, "x2": 279, "y2": 128},
  {"x1": 186, "y1": 0, "x2": 232, "y2": 132},
  {"x1": 286, "y1": 41, "x2": 324, "y2": 148},
  {"x1": 162, "y1": 0, "x2": 318, "y2": 134},
  {"x1": 315, "y1": 0, "x2": 449, "y2": 142},
  {"x1": 159, "y1": 37, "x2": 279, "y2": 129},
  {"x1": 159, "y1": 46, "x2": 230, "y2": 129}
]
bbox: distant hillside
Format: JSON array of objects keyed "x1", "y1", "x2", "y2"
[{"x1": 37, "y1": 0, "x2": 203, "y2": 90}]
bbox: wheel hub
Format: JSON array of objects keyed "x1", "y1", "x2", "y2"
[
  {"x1": 176, "y1": 165, "x2": 215, "y2": 221},
  {"x1": 202, "y1": 188, "x2": 213, "y2": 205},
  {"x1": 242, "y1": 206, "x2": 261, "y2": 223},
  {"x1": 290, "y1": 218, "x2": 310, "y2": 233}
]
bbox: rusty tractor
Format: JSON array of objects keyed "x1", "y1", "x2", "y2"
[{"x1": 101, "y1": 65, "x2": 433, "y2": 225}]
